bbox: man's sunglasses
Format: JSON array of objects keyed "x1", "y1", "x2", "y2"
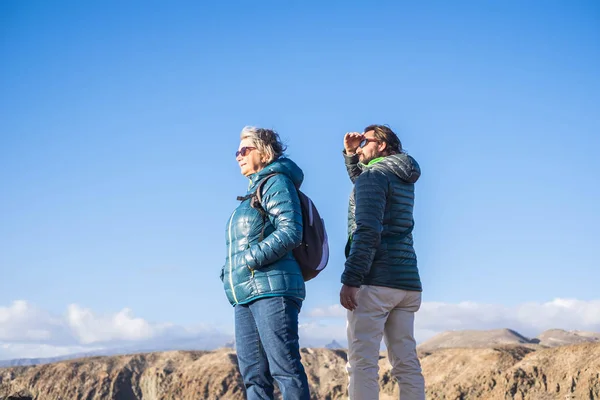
[
  {"x1": 235, "y1": 146, "x2": 257, "y2": 157},
  {"x1": 359, "y1": 138, "x2": 378, "y2": 148}
]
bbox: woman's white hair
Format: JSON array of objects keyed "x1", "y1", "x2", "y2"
[{"x1": 240, "y1": 126, "x2": 286, "y2": 164}]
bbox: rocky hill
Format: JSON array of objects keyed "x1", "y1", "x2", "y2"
[
  {"x1": 1, "y1": 342, "x2": 599, "y2": 399},
  {"x1": 537, "y1": 329, "x2": 600, "y2": 347},
  {"x1": 417, "y1": 328, "x2": 536, "y2": 352}
]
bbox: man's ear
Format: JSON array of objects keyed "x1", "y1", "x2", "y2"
[{"x1": 378, "y1": 141, "x2": 387, "y2": 154}]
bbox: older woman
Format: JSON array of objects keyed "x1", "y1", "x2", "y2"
[{"x1": 221, "y1": 126, "x2": 310, "y2": 400}]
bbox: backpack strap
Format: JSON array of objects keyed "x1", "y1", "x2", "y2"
[
  {"x1": 254, "y1": 173, "x2": 280, "y2": 205},
  {"x1": 237, "y1": 173, "x2": 280, "y2": 242}
]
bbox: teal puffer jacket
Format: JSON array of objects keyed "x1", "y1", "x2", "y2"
[
  {"x1": 342, "y1": 151, "x2": 422, "y2": 291},
  {"x1": 221, "y1": 157, "x2": 305, "y2": 306}
]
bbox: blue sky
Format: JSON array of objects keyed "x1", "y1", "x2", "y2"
[{"x1": 1, "y1": 1, "x2": 599, "y2": 358}]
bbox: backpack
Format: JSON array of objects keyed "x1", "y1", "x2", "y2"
[{"x1": 251, "y1": 173, "x2": 329, "y2": 281}]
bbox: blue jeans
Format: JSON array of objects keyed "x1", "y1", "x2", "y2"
[{"x1": 234, "y1": 296, "x2": 310, "y2": 400}]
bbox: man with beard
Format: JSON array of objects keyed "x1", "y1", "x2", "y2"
[{"x1": 340, "y1": 125, "x2": 425, "y2": 400}]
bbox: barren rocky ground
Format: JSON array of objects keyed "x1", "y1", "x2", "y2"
[{"x1": 1, "y1": 341, "x2": 599, "y2": 399}]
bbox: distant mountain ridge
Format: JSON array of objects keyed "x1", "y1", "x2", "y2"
[
  {"x1": 536, "y1": 328, "x2": 600, "y2": 347},
  {"x1": 2, "y1": 328, "x2": 598, "y2": 369},
  {"x1": 418, "y1": 328, "x2": 534, "y2": 352},
  {"x1": 0, "y1": 335, "x2": 234, "y2": 368},
  {"x1": 325, "y1": 340, "x2": 344, "y2": 350},
  {"x1": 417, "y1": 328, "x2": 600, "y2": 352}
]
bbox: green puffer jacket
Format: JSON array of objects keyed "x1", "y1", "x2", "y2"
[
  {"x1": 342, "y1": 151, "x2": 422, "y2": 291},
  {"x1": 221, "y1": 157, "x2": 305, "y2": 306}
]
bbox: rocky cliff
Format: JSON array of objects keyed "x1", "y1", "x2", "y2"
[{"x1": 1, "y1": 343, "x2": 599, "y2": 399}]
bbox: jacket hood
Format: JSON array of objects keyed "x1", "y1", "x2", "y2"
[
  {"x1": 248, "y1": 157, "x2": 304, "y2": 190},
  {"x1": 370, "y1": 153, "x2": 421, "y2": 183}
]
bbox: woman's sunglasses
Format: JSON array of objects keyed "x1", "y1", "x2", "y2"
[
  {"x1": 235, "y1": 146, "x2": 257, "y2": 157},
  {"x1": 359, "y1": 138, "x2": 378, "y2": 148}
]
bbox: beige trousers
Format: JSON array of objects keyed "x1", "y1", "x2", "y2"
[{"x1": 346, "y1": 285, "x2": 424, "y2": 400}]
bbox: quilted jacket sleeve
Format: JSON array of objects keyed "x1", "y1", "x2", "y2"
[
  {"x1": 343, "y1": 150, "x2": 362, "y2": 183},
  {"x1": 341, "y1": 169, "x2": 389, "y2": 287},
  {"x1": 242, "y1": 175, "x2": 303, "y2": 270}
]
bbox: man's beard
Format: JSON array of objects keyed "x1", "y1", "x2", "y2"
[{"x1": 360, "y1": 152, "x2": 380, "y2": 165}]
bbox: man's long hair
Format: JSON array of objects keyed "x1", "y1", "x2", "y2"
[{"x1": 364, "y1": 124, "x2": 402, "y2": 155}]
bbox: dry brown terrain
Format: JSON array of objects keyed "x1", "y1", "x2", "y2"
[{"x1": 1, "y1": 342, "x2": 599, "y2": 399}]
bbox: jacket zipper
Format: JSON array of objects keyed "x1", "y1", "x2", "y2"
[{"x1": 228, "y1": 209, "x2": 239, "y2": 304}]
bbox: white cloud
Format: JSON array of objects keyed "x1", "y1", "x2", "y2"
[
  {"x1": 306, "y1": 304, "x2": 346, "y2": 318},
  {"x1": 0, "y1": 342, "x2": 103, "y2": 360},
  {"x1": 0, "y1": 301, "x2": 68, "y2": 343},
  {"x1": 1, "y1": 298, "x2": 599, "y2": 360},
  {"x1": 304, "y1": 298, "x2": 600, "y2": 343},
  {"x1": 66, "y1": 305, "x2": 166, "y2": 344},
  {"x1": 416, "y1": 298, "x2": 600, "y2": 336},
  {"x1": 0, "y1": 300, "x2": 232, "y2": 360}
]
